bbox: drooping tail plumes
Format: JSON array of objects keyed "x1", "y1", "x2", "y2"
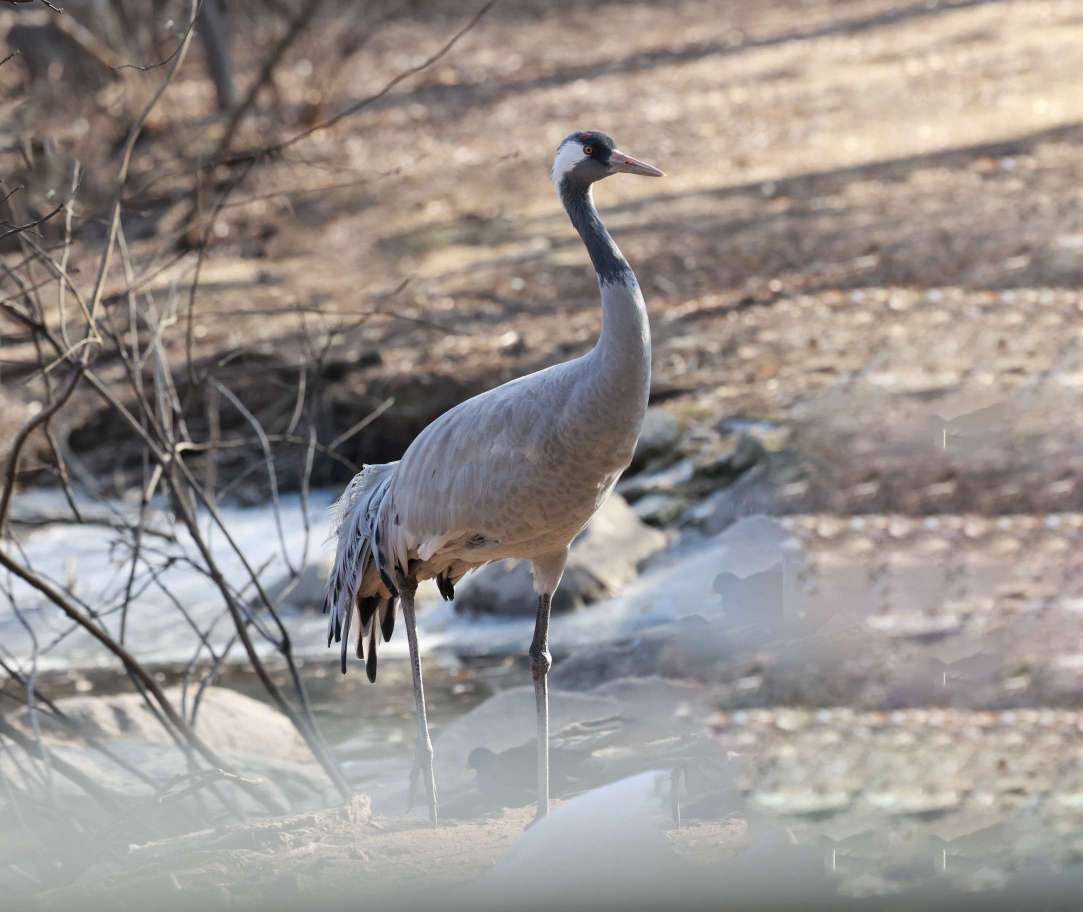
[{"x1": 325, "y1": 462, "x2": 400, "y2": 681}]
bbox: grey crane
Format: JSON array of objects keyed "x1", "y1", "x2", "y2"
[{"x1": 325, "y1": 130, "x2": 663, "y2": 825}]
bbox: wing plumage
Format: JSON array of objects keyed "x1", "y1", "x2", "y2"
[
  {"x1": 389, "y1": 362, "x2": 582, "y2": 554},
  {"x1": 324, "y1": 462, "x2": 400, "y2": 680},
  {"x1": 325, "y1": 350, "x2": 636, "y2": 679}
]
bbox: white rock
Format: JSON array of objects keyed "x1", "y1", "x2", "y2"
[
  {"x1": 13, "y1": 685, "x2": 313, "y2": 765},
  {"x1": 483, "y1": 770, "x2": 675, "y2": 898},
  {"x1": 617, "y1": 458, "x2": 695, "y2": 500},
  {"x1": 632, "y1": 493, "x2": 687, "y2": 526},
  {"x1": 4, "y1": 686, "x2": 331, "y2": 819}
]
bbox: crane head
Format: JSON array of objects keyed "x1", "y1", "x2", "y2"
[{"x1": 551, "y1": 131, "x2": 664, "y2": 190}]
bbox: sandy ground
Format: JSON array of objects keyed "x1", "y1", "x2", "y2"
[{"x1": 6, "y1": 0, "x2": 1083, "y2": 498}]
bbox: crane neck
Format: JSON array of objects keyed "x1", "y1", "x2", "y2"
[
  {"x1": 558, "y1": 179, "x2": 635, "y2": 288},
  {"x1": 558, "y1": 177, "x2": 651, "y2": 414}
]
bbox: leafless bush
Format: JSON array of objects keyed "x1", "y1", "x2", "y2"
[{"x1": 0, "y1": 0, "x2": 495, "y2": 891}]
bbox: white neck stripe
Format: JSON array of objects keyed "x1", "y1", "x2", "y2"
[{"x1": 551, "y1": 141, "x2": 585, "y2": 189}]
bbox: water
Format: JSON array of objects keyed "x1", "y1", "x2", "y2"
[
  {"x1": 0, "y1": 487, "x2": 738, "y2": 798},
  {"x1": 1, "y1": 488, "x2": 344, "y2": 671},
  {"x1": 1, "y1": 487, "x2": 752, "y2": 678},
  {"x1": 9, "y1": 493, "x2": 1083, "y2": 907},
  {"x1": 218, "y1": 654, "x2": 528, "y2": 784}
]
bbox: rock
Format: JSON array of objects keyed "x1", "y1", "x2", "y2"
[
  {"x1": 453, "y1": 494, "x2": 668, "y2": 616},
  {"x1": 616, "y1": 458, "x2": 695, "y2": 500},
  {"x1": 482, "y1": 770, "x2": 678, "y2": 897},
  {"x1": 552, "y1": 616, "x2": 729, "y2": 690},
  {"x1": 619, "y1": 427, "x2": 769, "y2": 523},
  {"x1": 265, "y1": 552, "x2": 334, "y2": 611},
  {"x1": 433, "y1": 687, "x2": 623, "y2": 798},
  {"x1": 433, "y1": 676, "x2": 715, "y2": 809},
  {"x1": 5, "y1": 733, "x2": 330, "y2": 822},
  {"x1": 717, "y1": 417, "x2": 790, "y2": 453},
  {"x1": 630, "y1": 407, "x2": 681, "y2": 470},
  {"x1": 571, "y1": 494, "x2": 670, "y2": 586},
  {"x1": 14, "y1": 685, "x2": 313, "y2": 765},
  {"x1": 632, "y1": 493, "x2": 687, "y2": 526},
  {"x1": 730, "y1": 433, "x2": 767, "y2": 473},
  {"x1": 3, "y1": 687, "x2": 332, "y2": 824},
  {"x1": 468, "y1": 742, "x2": 594, "y2": 808},
  {"x1": 712, "y1": 515, "x2": 804, "y2": 580},
  {"x1": 550, "y1": 517, "x2": 807, "y2": 688},
  {"x1": 692, "y1": 432, "x2": 766, "y2": 480},
  {"x1": 452, "y1": 560, "x2": 556, "y2": 617},
  {"x1": 685, "y1": 452, "x2": 811, "y2": 534}
]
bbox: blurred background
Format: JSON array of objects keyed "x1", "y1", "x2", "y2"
[{"x1": 2, "y1": 0, "x2": 1083, "y2": 908}]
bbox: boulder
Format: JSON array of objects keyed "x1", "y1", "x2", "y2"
[
  {"x1": 4, "y1": 687, "x2": 332, "y2": 823},
  {"x1": 265, "y1": 552, "x2": 334, "y2": 611},
  {"x1": 729, "y1": 433, "x2": 768, "y2": 474},
  {"x1": 453, "y1": 494, "x2": 669, "y2": 616},
  {"x1": 549, "y1": 516, "x2": 807, "y2": 687},
  {"x1": 717, "y1": 417, "x2": 791, "y2": 453},
  {"x1": 453, "y1": 559, "x2": 605, "y2": 617},
  {"x1": 632, "y1": 493, "x2": 688, "y2": 527},
  {"x1": 13, "y1": 685, "x2": 314, "y2": 765},
  {"x1": 616, "y1": 458, "x2": 695, "y2": 501},
  {"x1": 552, "y1": 615, "x2": 729, "y2": 690},
  {"x1": 685, "y1": 452, "x2": 812, "y2": 534},
  {"x1": 630, "y1": 407, "x2": 682, "y2": 470}
]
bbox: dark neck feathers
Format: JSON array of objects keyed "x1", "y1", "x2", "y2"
[{"x1": 559, "y1": 178, "x2": 635, "y2": 287}]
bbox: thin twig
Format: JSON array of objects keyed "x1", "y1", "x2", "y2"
[
  {"x1": 212, "y1": 379, "x2": 296, "y2": 576},
  {"x1": 211, "y1": 0, "x2": 325, "y2": 161},
  {"x1": 270, "y1": 0, "x2": 497, "y2": 156},
  {"x1": 0, "y1": 202, "x2": 65, "y2": 243},
  {"x1": 328, "y1": 396, "x2": 394, "y2": 451},
  {"x1": 0, "y1": 366, "x2": 83, "y2": 537},
  {"x1": 0, "y1": 548, "x2": 287, "y2": 814},
  {"x1": 112, "y1": 2, "x2": 202, "y2": 72},
  {"x1": 84, "y1": 0, "x2": 200, "y2": 334}
]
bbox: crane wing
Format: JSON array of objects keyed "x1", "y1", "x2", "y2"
[{"x1": 385, "y1": 362, "x2": 580, "y2": 571}]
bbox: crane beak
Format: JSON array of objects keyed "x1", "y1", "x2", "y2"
[{"x1": 608, "y1": 149, "x2": 664, "y2": 177}]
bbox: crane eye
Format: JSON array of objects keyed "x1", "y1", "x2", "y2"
[{"x1": 582, "y1": 145, "x2": 593, "y2": 155}]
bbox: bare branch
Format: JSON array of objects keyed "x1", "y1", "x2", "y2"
[
  {"x1": 211, "y1": 0, "x2": 325, "y2": 161},
  {"x1": 112, "y1": 1, "x2": 203, "y2": 72},
  {"x1": 273, "y1": 0, "x2": 497, "y2": 154},
  {"x1": 0, "y1": 201, "x2": 65, "y2": 243},
  {"x1": 0, "y1": 548, "x2": 287, "y2": 815},
  {"x1": 328, "y1": 396, "x2": 394, "y2": 451},
  {"x1": 0, "y1": 366, "x2": 83, "y2": 537},
  {"x1": 84, "y1": 0, "x2": 201, "y2": 332}
]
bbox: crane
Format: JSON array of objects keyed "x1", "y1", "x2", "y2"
[{"x1": 325, "y1": 131, "x2": 663, "y2": 825}]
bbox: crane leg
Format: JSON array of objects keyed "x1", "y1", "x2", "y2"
[
  {"x1": 401, "y1": 582, "x2": 438, "y2": 826},
  {"x1": 529, "y1": 592, "x2": 553, "y2": 820}
]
